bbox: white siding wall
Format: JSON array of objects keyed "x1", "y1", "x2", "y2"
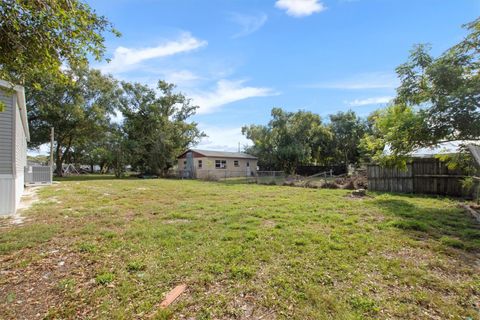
[
  {"x1": 14, "y1": 99, "x2": 26, "y2": 208},
  {"x1": 0, "y1": 89, "x2": 28, "y2": 215},
  {"x1": 0, "y1": 177, "x2": 14, "y2": 215},
  {"x1": 0, "y1": 89, "x2": 14, "y2": 175}
]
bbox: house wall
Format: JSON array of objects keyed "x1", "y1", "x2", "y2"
[
  {"x1": 14, "y1": 97, "x2": 27, "y2": 207},
  {"x1": 0, "y1": 88, "x2": 14, "y2": 175},
  {"x1": 178, "y1": 156, "x2": 258, "y2": 179},
  {"x1": 0, "y1": 88, "x2": 15, "y2": 215},
  {"x1": 0, "y1": 87, "x2": 28, "y2": 215}
]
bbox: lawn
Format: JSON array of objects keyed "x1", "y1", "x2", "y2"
[{"x1": 0, "y1": 177, "x2": 479, "y2": 319}]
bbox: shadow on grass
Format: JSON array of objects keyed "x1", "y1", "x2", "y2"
[
  {"x1": 54, "y1": 174, "x2": 138, "y2": 182},
  {"x1": 372, "y1": 196, "x2": 480, "y2": 252}
]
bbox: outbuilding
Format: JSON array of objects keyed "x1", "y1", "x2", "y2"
[
  {"x1": 177, "y1": 149, "x2": 257, "y2": 179},
  {"x1": 0, "y1": 80, "x2": 30, "y2": 215}
]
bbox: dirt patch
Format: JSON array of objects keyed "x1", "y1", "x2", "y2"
[
  {"x1": 0, "y1": 243, "x2": 98, "y2": 319},
  {"x1": 261, "y1": 220, "x2": 276, "y2": 228},
  {"x1": 181, "y1": 281, "x2": 276, "y2": 320},
  {"x1": 163, "y1": 219, "x2": 191, "y2": 224}
]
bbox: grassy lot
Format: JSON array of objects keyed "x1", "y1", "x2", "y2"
[{"x1": 0, "y1": 177, "x2": 479, "y2": 319}]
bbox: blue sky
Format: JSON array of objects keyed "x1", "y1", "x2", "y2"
[{"x1": 86, "y1": 0, "x2": 478, "y2": 151}]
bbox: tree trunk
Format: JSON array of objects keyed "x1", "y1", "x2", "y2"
[{"x1": 55, "y1": 142, "x2": 63, "y2": 176}]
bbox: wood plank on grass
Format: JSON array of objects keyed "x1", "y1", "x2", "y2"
[{"x1": 160, "y1": 284, "x2": 187, "y2": 308}]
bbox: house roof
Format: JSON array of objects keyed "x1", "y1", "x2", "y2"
[
  {"x1": 178, "y1": 149, "x2": 257, "y2": 159},
  {"x1": 385, "y1": 141, "x2": 478, "y2": 158},
  {"x1": 0, "y1": 79, "x2": 30, "y2": 141}
]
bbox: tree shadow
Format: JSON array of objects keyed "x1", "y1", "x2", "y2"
[{"x1": 372, "y1": 195, "x2": 480, "y2": 252}]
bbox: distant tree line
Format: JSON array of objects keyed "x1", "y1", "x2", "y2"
[
  {"x1": 26, "y1": 67, "x2": 204, "y2": 177},
  {"x1": 242, "y1": 108, "x2": 368, "y2": 173}
]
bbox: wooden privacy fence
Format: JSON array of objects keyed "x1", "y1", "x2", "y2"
[{"x1": 367, "y1": 158, "x2": 478, "y2": 197}]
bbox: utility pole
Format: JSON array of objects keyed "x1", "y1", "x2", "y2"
[{"x1": 50, "y1": 127, "x2": 54, "y2": 167}]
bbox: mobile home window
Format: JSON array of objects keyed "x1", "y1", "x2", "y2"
[
  {"x1": 215, "y1": 160, "x2": 226, "y2": 169},
  {"x1": 198, "y1": 160, "x2": 202, "y2": 168},
  {"x1": 234, "y1": 160, "x2": 239, "y2": 167}
]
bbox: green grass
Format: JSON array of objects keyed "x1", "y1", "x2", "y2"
[{"x1": 0, "y1": 177, "x2": 479, "y2": 319}]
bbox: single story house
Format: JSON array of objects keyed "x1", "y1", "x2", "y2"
[
  {"x1": 177, "y1": 149, "x2": 257, "y2": 179},
  {"x1": 0, "y1": 80, "x2": 30, "y2": 215}
]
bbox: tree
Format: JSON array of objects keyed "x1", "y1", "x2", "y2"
[
  {"x1": 243, "y1": 108, "x2": 333, "y2": 173},
  {"x1": 27, "y1": 67, "x2": 122, "y2": 175},
  {"x1": 328, "y1": 110, "x2": 368, "y2": 165},
  {"x1": 363, "y1": 18, "x2": 480, "y2": 165},
  {"x1": 0, "y1": 0, "x2": 119, "y2": 85},
  {"x1": 75, "y1": 124, "x2": 129, "y2": 177},
  {"x1": 121, "y1": 81, "x2": 204, "y2": 175}
]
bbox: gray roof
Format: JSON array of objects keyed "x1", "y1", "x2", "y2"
[{"x1": 181, "y1": 149, "x2": 257, "y2": 159}]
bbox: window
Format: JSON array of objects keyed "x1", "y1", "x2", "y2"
[
  {"x1": 183, "y1": 160, "x2": 187, "y2": 170},
  {"x1": 215, "y1": 160, "x2": 227, "y2": 169},
  {"x1": 234, "y1": 160, "x2": 239, "y2": 167},
  {"x1": 246, "y1": 161, "x2": 250, "y2": 167},
  {"x1": 198, "y1": 160, "x2": 202, "y2": 168}
]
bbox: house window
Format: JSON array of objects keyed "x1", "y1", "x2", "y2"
[
  {"x1": 234, "y1": 160, "x2": 239, "y2": 167},
  {"x1": 215, "y1": 160, "x2": 227, "y2": 169},
  {"x1": 183, "y1": 160, "x2": 187, "y2": 170},
  {"x1": 198, "y1": 160, "x2": 202, "y2": 168},
  {"x1": 246, "y1": 161, "x2": 250, "y2": 167}
]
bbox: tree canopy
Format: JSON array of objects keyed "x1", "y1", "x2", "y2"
[
  {"x1": 121, "y1": 81, "x2": 205, "y2": 175},
  {"x1": 26, "y1": 66, "x2": 122, "y2": 175},
  {"x1": 0, "y1": 0, "x2": 119, "y2": 84},
  {"x1": 362, "y1": 18, "x2": 480, "y2": 166},
  {"x1": 243, "y1": 108, "x2": 333, "y2": 173}
]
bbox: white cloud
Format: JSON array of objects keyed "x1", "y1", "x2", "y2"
[
  {"x1": 306, "y1": 72, "x2": 399, "y2": 90},
  {"x1": 163, "y1": 70, "x2": 201, "y2": 86},
  {"x1": 191, "y1": 79, "x2": 277, "y2": 114},
  {"x1": 347, "y1": 96, "x2": 393, "y2": 107},
  {"x1": 231, "y1": 13, "x2": 268, "y2": 38},
  {"x1": 275, "y1": 0, "x2": 326, "y2": 17},
  {"x1": 196, "y1": 124, "x2": 251, "y2": 152},
  {"x1": 100, "y1": 33, "x2": 207, "y2": 74}
]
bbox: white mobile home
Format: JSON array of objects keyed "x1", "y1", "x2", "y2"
[{"x1": 0, "y1": 80, "x2": 30, "y2": 215}]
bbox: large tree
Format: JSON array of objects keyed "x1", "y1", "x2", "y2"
[
  {"x1": 329, "y1": 110, "x2": 368, "y2": 165},
  {"x1": 27, "y1": 67, "x2": 122, "y2": 175},
  {"x1": 243, "y1": 108, "x2": 333, "y2": 173},
  {"x1": 363, "y1": 18, "x2": 480, "y2": 165},
  {"x1": 121, "y1": 81, "x2": 204, "y2": 175},
  {"x1": 0, "y1": 0, "x2": 119, "y2": 85}
]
